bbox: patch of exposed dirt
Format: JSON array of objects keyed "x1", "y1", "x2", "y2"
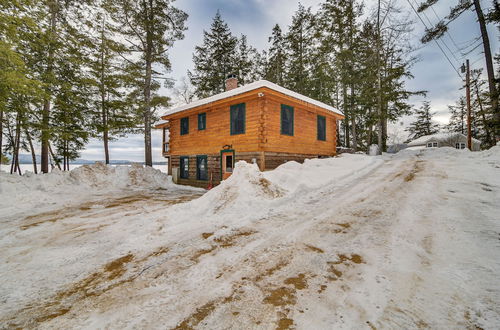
[
  {"x1": 213, "y1": 230, "x2": 255, "y2": 248},
  {"x1": 318, "y1": 284, "x2": 327, "y2": 293},
  {"x1": 190, "y1": 246, "x2": 216, "y2": 262},
  {"x1": 263, "y1": 287, "x2": 297, "y2": 307},
  {"x1": 174, "y1": 294, "x2": 234, "y2": 330},
  {"x1": 305, "y1": 244, "x2": 324, "y2": 253},
  {"x1": 201, "y1": 232, "x2": 213, "y2": 239},
  {"x1": 284, "y1": 274, "x2": 308, "y2": 290},
  {"x1": 3, "y1": 246, "x2": 171, "y2": 328},
  {"x1": 254, "y1": 260, "x2": 289, "y2": 282},
  {"x1": 404, "y1": 160, "x2": 425, "y2": 182},
  {"x1": 20, "y1": 193, "x2": 202, "y2": 230},
  {"x1": 327, "y1": 254, "x2": 364, "y2": 281},
  {"x1": 276, "y1": 316, "x2": 295, "y2": 330},
  {"x1": 258, "y1": 178, "x2": 284, "y2": 198}
]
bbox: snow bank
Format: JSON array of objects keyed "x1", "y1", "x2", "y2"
[
  {"x1": 0, "y1": 163, "x2": 195, "y2": 215},
  {"x1": 183, "y1": 154, "x2": 383, "y2": 217}
]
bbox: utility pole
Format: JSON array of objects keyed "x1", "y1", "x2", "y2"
[{"x1": 462, "y1": 59, "x2": 472, "y2": 150}]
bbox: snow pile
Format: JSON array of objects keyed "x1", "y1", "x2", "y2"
[
  {"x1": 0, "y1": 163, "x2": 190, "y2": 215},
  {"x1": 185, "y1": 161, "x2": 285, "y2": 215},
  {"x1": 265, "y1": 154, "x2": 383, "y2": 193},
  {"x1": 184, "y1": 154, "x2": 383, "y2": 217}
]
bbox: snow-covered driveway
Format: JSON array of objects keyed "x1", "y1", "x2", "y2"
[{"x1": 0, "y1": 148, "x2": 499, "y2": 329}]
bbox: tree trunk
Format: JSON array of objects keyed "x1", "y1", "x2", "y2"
[
  {"x1": 41, "y1": 0, "x2": 58, "y2": 173},
  {"x1": 376, "y1": 0, "x2": 383, "y2": 155},
  {"x1": 343, "y1": 84, "x2": 350, "y2": 147},
  {"x1": 473, "y1": 0, "x2": 499, "y2": 141},
  {"x1": 26, "y1": 128, "x2": 38, "y2": 174},
  {"x1": 48, "y1": 142, "x2": 61, "y2": 171},
  {"x1": 100, "y1": 20, "x2": 110, "y2": 165},
  {"x1": 474, "y1": 80, "x2": 492, "y2": 148},
  {"x1": 143, "y1": 2, "x2": 153, "y2": 167},
  {"x1": 12, "y1": 114, "x2": 22, "y2": 175},
  {"x1": 350, "y1": 85, "x2": 357, "y2": 151},
  {"x1": 0, "y1": 108, "x2": 3, "y2": 171}
]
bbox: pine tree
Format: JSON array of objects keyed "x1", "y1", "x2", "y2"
[
  {"x1": 446, "y1": 97, "x2": 466, "y2": 134},
  {"x1": 317, "y1": 0, "x2": 363, "y2": 149},
  {"x1": 406, "y1": 101, "x2": 440, "y2": 140},
  {"x1": 235, "y1": 34, "x2": 261, "y2": 85},
  {"x1": 189, "y1": 11, "x2": 238, "y2": 97},
  {"x1": 265, "y1": 24, "x2": 286, "y2": 85},
  {"x1": 107, "y1": 0, "x2": 187, "y2": 167},
  {"x1": 285, "y1": 4, "x2": 316, "y2": 95},
  {"x1": 86, "y1": 9, "x2": 138, "y2": 164}
]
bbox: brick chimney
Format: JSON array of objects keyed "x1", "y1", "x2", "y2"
[{"x1": 225, "y1": 74, "x2": 238, "y2": 91}]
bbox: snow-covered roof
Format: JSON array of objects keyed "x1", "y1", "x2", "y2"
[
  {"x1": 408, "y1": 132, "x2": 481, "y2": 146},
  {"x1": 161, "y1": 80, "x2": 343, "y2": 117}
]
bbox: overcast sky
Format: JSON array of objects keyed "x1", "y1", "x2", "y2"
[{"x1": 79, "y1": 0, "x2": 499, "y2": 162}]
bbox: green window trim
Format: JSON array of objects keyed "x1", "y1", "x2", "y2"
[
  {"x1": 180, "y1": 117, "x2": 189, "y2": 135},
  {"x1": 180, "y1": 156, "x2": 189, "y2": 179},
  {"x1": 198, "y1": 113, "x2": 206, "y2": 130},
  {"x1": 230, "y1": 103, "x2": 246, "y2": 135},
  {"x1": 196, "y1": 155, "x2": 208, "y2": 181},
  {"x1": 317, "y1": 115, "x2": 326, "y2": 141},
  {"x1": 280, "y1": 104, "x2": 294, "y2": 136}
]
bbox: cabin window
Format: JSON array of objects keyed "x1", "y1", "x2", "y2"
[
  {"x1": 196, "y1": 155, "x2": 208, "y2": 180},
  {"x1": 180, "y1": 117, "x2": 189, "y2": 135},
  {"x1": 317, "y1": 115, "x2": 326, "y2": 141},
  {"x1": 281, "y1": 105, "x2": 294, "y2": 136},
  {"x1": 230, "y1": 103, "x2": 246, "y2": 135},
  {"x1": 198, "y1": 113, "x2": 206, "y2": 130},
  {"x1": 427, "y1": 142, "x2": 438, "y2": 148},
  {"x1": 456, "y1": 143, "x2": 466, "y2": 149},
  {"x1": 180, "y1": 156, "x2": 189, "y2": 179}
]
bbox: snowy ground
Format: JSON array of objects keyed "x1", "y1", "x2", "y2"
[{"x1": 0, "y1": 148, "x2": 499, "y2": 329}]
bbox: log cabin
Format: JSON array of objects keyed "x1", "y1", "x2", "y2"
[{"x1": 156, "y1": 76, "x2": 344, "y2": 187}]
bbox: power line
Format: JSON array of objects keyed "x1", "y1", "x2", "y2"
[
  {"x1": 415, "y1": 1, "x2": 461, "y2": 63},
  {"x1": 429, "y1": 5, "x2": 463, "y2": 54},
  {"x1": 405, "y1": 0, "x2": 463, "y2": 78}
]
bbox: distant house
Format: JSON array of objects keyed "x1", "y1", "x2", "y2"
[
  {"x1": 407, "y1": 132, "x2": 481, "y2": 151},
  {"x1": 155, "y1": 76, "x2": 344, "y2": 187}
]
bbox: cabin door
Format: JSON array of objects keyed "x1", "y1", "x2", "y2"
[{"x1": 221, "y1": 150, "x2": 234, "y2": 180}]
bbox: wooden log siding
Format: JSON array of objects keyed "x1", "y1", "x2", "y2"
[{"x1": 164, "y1": 88, "x2": 340, "y2": 157}]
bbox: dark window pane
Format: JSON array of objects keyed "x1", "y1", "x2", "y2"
[
  {"x1": 225, "y1": 155, "x2": 233, "y2": 172},
  {"x1": 180, "y1": 117, "x2": 189, "y2": 135},
  {"x1": 197, "y1": 156, "x2": 207, "y2": 180},
  {"x1": 317, "y1": 115, "x2": 326, "y2": 141},
  {"x1": 180, "y1": 157, "x2": 189, "y2": 178},
  {"x1": 198, "y1": 113, "x2": 206, "y2": 130},
  {"x1": 281, "y1": 105, "x2": 294, "y2": 136},
  {"x1": 230, "y1": 103, "x2": 245, "y2": 135}
]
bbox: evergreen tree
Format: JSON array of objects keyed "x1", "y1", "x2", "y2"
[
  {"x1": 265, "y1": 24, "x2": 286, "y2": 85},
  {"x1": 406, "y1": 101, "x2": 440, "y2": 140},
  {"x1": 285, "y1": 4, "x2": 316, "y2": 95},
  {"x1": 107, "y1": 0, "x2": 187, "y2": 166},
  {"x1": 86, "y1": 9, "x2": 138, "y2": 164},
  {"x1": 189, "y1": 11, "x2": 238, "y2": 97},
  {"x1": 235, "y1": 34, "x2": 261, "y2": 85},
  {"x1": 446, "y1": 97, "x2": 467, "y2": 134}
]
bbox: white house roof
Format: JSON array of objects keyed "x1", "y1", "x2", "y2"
[
  {"x1": 161, "y1": 80, "x2": 343, "y2": 118},
  {"x1": 407, "y1": 132, "x2": 481, "y2": 147}
]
